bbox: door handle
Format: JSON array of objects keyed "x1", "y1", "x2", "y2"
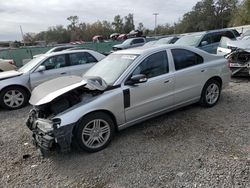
[
  {"x1": 164, "y1": 80, "x2": 170, "y2": 83},
  {"x1": 60, "y1": 72, "x2": 67, "y2": 75},
  {"x1": 201, "y1": 69, "x2": 206, "y2": 72}
]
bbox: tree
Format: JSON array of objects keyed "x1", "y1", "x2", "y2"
[
  {"x1": 112, "y1": 15, "x2": 124, "y2": 33},
  {"x1": 123, "y1": 13, "x2": 135, "y2": 33},
  {"x1": 230, "y1": 0, "x2": 250, "y2": 26},
  {"x1": 175, "y1": 0, "x2": 238, "y2": 33},
  {"x1": 67, "y1": 16, "x2": 79, "y2": 30},
  {"x1": 45, "y1": 25, "x2": 70, "y2": 43},
  {"x1": 137, "y1": 22, "x2": 144, "y2": 31},
  {"x1": 23, "y1": 33, "x2": 36, "y2": 44}
]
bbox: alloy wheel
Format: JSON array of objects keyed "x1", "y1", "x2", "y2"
[
  {"x1": 3, "y1": 90, "x2": 24, "y2": 108},
  {"x1": 81, "y1": 119, "x2": 111, "y2": 149},
  {"x1": 205, "y1": 83, "x2": 219, "y2": 105}
]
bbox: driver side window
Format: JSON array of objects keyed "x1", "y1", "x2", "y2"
[
  {"x1": 42, "y1": 55, "x2": 66, "y2": 70},
  {"x1": 132, "y1": 51, "x2": 169, "y2": 79}
]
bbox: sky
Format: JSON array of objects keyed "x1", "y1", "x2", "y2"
[{"x1": 0, "y1": 0, "x2": 199, "y2": 41}]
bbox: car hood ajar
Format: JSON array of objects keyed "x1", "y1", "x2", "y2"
[
  {"x1": 0, "y1": 70, "x2": 22, "y2": 80},
  {"x1": 29, "y1": 75, "x2": 108, "y2": 106}
]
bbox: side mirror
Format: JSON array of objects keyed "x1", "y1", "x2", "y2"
[
  {"x1": 126, "y1": 74, "x2": 147, "y2": 85},
  {"x1": 36, "y1": 65, "x2": 46, "y2": 72},
  {"x1": 201, "y1": 41, "x2": 208, "y2": 46},
  {"x1": 130, "y1": 42, "x2": 133, "y2": 45}
]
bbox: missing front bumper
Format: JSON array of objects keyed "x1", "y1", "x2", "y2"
[{"x1": 27, "y1": 116, "x2": 75, "y2": 153}]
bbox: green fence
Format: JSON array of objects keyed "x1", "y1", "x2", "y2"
[{"x1": 0, "y1": 41, "x2": 121, "y2": 67}]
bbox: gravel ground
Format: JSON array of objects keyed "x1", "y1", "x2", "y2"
[{"x1": 0, "y1": 78, "x2": 250, "y2": 188}]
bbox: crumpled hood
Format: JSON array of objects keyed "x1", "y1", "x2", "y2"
[
  {"x1": 29, "y1": 75, "x2": 108, "y2": 106},
  {"x1": 227, "y1": 39, "x2": 250, "y2": 52},
  {"x1": 0, "y1": 70, "x2": 22, "y2": 80}
]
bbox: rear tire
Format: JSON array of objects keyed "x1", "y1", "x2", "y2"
[
  {"x1": 200, "y1": 79, "x2": 221, "y2": 107},
  {"x1": 0, "y1": 86, "x2": 29, "y2": 110},
  {"x1": 75, "y1": 112, "x2": 115, "y2": 152}
]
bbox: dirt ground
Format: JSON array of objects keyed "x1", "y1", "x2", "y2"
[{"x1": 0, "y1": 78, "x2": 250, "y2": 188}]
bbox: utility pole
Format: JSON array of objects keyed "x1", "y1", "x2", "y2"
[
  {"x1": 153, "y1": 13, "x2": 159, "y2": 37},
  {"x1": 19, "y1": 25, "x2": 26, "y2": 47}
]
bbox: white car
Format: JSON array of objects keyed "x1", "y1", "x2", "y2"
[
  {"x1": 26, "y1": 45, "x2": 230, "y2": 154},
  {"x1": 0, "y1": 50, "x2": 105, "y2": 110}
]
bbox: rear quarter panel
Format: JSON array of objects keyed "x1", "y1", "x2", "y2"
[{"x1": 202, "y1": 53, "x2": 230, "y2": 89}]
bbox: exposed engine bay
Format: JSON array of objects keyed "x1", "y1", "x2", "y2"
[{"x1": 34, "y1": 86, "x2": 102, "y2": 119}]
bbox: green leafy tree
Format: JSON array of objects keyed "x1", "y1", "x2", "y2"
[
  {"x1": 123, "y1": 13, "x2": 135, "y2": 33},
  {"x1": 230, "y1": 0, "x2": 250, "y2": 25},
  {"x1": 112, "y1": 15, "x2": 124, "y2": 33},
  {"x1": 175, "y1": 0, "x2": 238, "y2": 33},
  {"x1": 137, "y1": 22, "x2": 144, "y2": 31}
]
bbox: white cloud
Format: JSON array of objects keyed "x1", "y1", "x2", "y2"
[{"x1": 0, "y1": 0, "x2": 198, "y2": 40}]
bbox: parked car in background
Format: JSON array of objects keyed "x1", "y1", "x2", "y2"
[
  {"x1": 110, "y1": 33, "x2": 120, "y2": 40},
  {"x1": 144, "y1": 36, "x2": 180, "y2": 47},
  {"x1": 112, "y1": 37, "x2": 146, "y2": 51},
  {"x1": 92, "y1": 35, "x2": 104, "y2": 42},
  {"x1": 224, "y1": 39, "x2": 250, "y2": 76},
  {"x1": 117, "y1": 34, "x2": 128, "y2": 41},
  {"x1": 175, "y1": 29, "x2": 238, "y2": 54},
  {"x1": 33, "y1": 45, "x2": 75, "y2": 58},
  {"x1": 0, "y1": 50, "x2": 105, "y2": 110},
  {"x1": 216, "y1": 37, "x2": 234, "y2": 56},
  {"x1": 0, "y1": 59, "x2": 16, "y2": 72},
  {"x1": 155, "y1": 36, "x2": 180, "y2": 44},
  {"x1": 143, "y1": 40, "x2": 157, "y2": 47},
  {"x1": 26, "y1": 45, "x2": 230, "y2": 154},
  {"x1": 241, "y1": 29, "x2": 250, "y2": 40}
]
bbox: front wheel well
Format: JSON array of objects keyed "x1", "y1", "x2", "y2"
[
  {"x1": 206, "y1": 76, "x2": 222, "y2": 88},
  {"x1": 73, "y1": 110, "x2": 118, "y2": 134}
]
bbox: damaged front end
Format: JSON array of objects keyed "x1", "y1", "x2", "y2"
[{"x1": 26, "y1": 76, "x2": 107, "y2": 154}]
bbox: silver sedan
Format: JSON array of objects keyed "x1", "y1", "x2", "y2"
[
  {"x1": 0, "y1": 50, "x2": 105, "y2": 110},
  {"x1": 26, "y1": 45, "x2": 230, "y2": 154}
]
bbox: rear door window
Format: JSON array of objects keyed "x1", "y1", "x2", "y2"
[
  {"x1": 171, "y1": 49, "x2": 203, "y2": 71},
  {"x1": 132, "y1": 39, "x2": 144, "y2": 44},
  {"x1": 69, "y1": 52, "x2": 97, "y2": 66}
]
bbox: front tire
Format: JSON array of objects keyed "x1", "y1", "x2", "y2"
[
  {"x1": 0, "y1": 86, "x2": 29, "y2": 110},
  {"x1": 75, "y1": 112, "x2": 115, "y2": 152},
  {"x1": 200, "y1": 79, "x2": 221, "y2": 107}
]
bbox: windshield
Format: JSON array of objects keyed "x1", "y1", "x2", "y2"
[
  {"x1": 175, "y1": 34, "x2": 203, "y2": 46},
  {"x1": 18, "y1": 55, "x2": 45, "y2": 73},
  {"x1": 84, "y1": 54, "x2": 139, "y2": 85},
  {"x1": 122, "y1": 39, "x2": 133, "y2": 45}
]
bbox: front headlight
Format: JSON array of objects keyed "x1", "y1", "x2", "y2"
[{"x1": 36, "y1": 118, "x2": 60, "y2": 133}]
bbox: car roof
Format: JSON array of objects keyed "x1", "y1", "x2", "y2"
[
  {"x1": 112, "y1": 44, "x2": 203, "y2": 56},
  {"x1": 42, "y1": 49, "x2": 98, "y2": 57}
]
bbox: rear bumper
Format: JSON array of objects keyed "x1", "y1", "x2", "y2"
[{"x1": 230, "y1": 67, "x2": 250, "y2": 76}]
